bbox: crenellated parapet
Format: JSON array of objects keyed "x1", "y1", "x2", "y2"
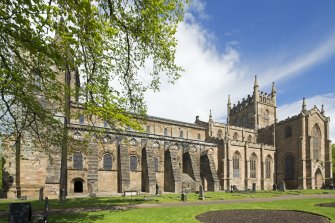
[
  {"x1": 258, "y1": 91, "x2": 275, "y2": 106},
  {"x1": 230, "y1": 94, "x2": 254, "y2": 114}
]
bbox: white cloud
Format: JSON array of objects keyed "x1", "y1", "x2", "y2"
[
  {"x1": 278, "y1": 93, "x2": 335, "y2": 142},
  {"x1": 144, "y1": 1, "x2": 335, "y2": 142},
  {"x1": 145, "y1": 14, "x2": 251, "y2": 123}
]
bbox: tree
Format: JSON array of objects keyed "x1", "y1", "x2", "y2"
[{"x1": 1, "y1": 0, "x2": 187, "y2": 199}]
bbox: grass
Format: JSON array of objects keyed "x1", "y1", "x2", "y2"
[
  {"x1": 0, "y1": 190, "x2": 335, "y2": 222},
  {"x1": 47, "y1": 198, "x2": 335, "y2": 223}
]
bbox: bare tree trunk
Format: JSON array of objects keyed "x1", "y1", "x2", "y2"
[
  {"x1": 15, "y1": 134, "x2": 21, "y2": 198},
  {"x1": 59, "y1": 68, "x2": 71, "y2": 201}
]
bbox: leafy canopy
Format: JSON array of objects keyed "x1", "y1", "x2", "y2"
[{"x1": 0, "y1": 0, "x2": 188, "y2": 146}]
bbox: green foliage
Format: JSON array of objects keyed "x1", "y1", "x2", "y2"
[{"x1": 0, "y1": 0, "x2": 188, "y2": 147}]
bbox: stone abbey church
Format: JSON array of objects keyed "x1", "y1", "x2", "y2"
[{"x1": 2, "y1": 76, "x2": 333, "y2": 199}]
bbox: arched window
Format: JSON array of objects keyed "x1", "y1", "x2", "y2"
[
  {"x1": 233, "y1": 152, "x2": 240, "y2": 178},
  {"x1": 103, "y1": 154, "x2": 113, "y2": 170},
  {"x1": 217, "y1": 130, "x2": 223, "y2": 139},
  {"x1": 312, "y1": 125, "x2": 321, "y2": 160},
  {"x1": 264, "y1": 110, "x2": 269, "y2": 127},
  {"x1": 285, "y1": 155, "x2": 294, "y2": 180},
  {"x1": 73, "y1": 132, "x2": 82, "y2": 140},
  {"x1": 247, "y1": 135, "x2": 252, "y2": 142},
  {"x1": 265, "y1": 155, "x2": 272, "y2": 179},
  {"x1": 103, "y1": 135, "x2": 111, "y2": 144},
  {"x1": 250, "y1": 154, "x2": 257, "y2": 178},
  {"x1": 129, "y1": 156, "x2": 138, "y2": 171},
  {"x1": 197, "y1": 134, "x2": 201, "y2": 140},
  {"x1": 129, "y1": 138, "x2": 137, "y2": 146},
  {"x1": 233, "y1": 132, "x2": 239, "y2": 140},
  {"x1": 73, "y1": 152, "x2": 83, "y2": 169},
  {"x1": 285, "y1": 126, "x2": 292, "y2": 138},
  {"x1": 154, "y1": 157, "x2": 159, "y2": 172},
  {"x1": 153, "y1": 141, "x2": 160, "y2": 148}
]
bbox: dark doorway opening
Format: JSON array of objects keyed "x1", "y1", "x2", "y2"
[{"x1": 74, "y1": 180, "x2": 83, "y2": 193}]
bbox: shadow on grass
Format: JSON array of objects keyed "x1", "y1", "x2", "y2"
[{"x1": 49, "y1": 212, "x2": 106, "y2": 223}]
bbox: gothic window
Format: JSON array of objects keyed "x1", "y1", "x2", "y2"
[
  {"x1": 247, "y1": 135, "x2": 253, "y2": 142},
  {"x1": 154, "y1": 157, "x2": 159, "y2": 172},
  {"x1": 129, "y1": 156, "x2": 138, "y2": 171},
  {"x1": 285, "y1": 155, "x2": 294, "y2": 180},
  {"x1": 233, "y1": 152, "x2": 240, "y2": 178},
  {"x1": 233, "y1": 132, "x2": 239, "y2": 140},
  {"x1": 263, "y1": 110, "x2": 269, "y2": 127},
  {"x1": 285, "y1": 126, "x2": 292, "y2": 138},
  {"x1": 312, "y1": 125, "x2": 321, "y2": 160},
  {"x1": 73, "y1": 152, "x2": 83, "y2": 169},
  {"x1": 129, "y1": 138, "x2": 137, "y2": 146},
  {"x1": 73, "y1": 132, "x2": 82, "y2": 140},
  {"x1": 153, "y1": 141, "x2": 159, "y2": 148},
  {"x1": 250, "y1": 154, "x2": 257, "y2": 178},
  {"x1": 197, "y1": 133, "x2": 201, "y2": 140},
  {"x1": 79, "y1": 114, "x2": 84, "y2": 124},
  {"x1": 180, "y1": 130, "x2": 184, "y2": 138},
  {"x1": 103, "y1": 135, "x2": 111, "y2": 144},
  {"x1": 104, "y1": 120, "x2": 108, "y2": 128},
  {"x1": 265, "y1": 155, "x2": 272, "y2": 179},
  {"x1": 217, "y1": 130, "x2": 223, "y2": 139},
  {"x1": 103, "y1": 154, "x2": 113, "y2": 170},
  {"x1": 164, "y1": 127, "x2": 168, "y2": 136}
]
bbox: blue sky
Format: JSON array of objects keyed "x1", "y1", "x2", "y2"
[
  {"x1": 200, "y1": 0, "x2": 335, "y2": 105},
  {"x1": 145, "y1": 0, "x2": 335, "y2": 140}
]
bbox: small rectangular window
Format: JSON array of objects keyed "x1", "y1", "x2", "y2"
[
  {"x1": 146, "y1": 125, "x2": 151, "y2": 134},
  {"x1": 180, "y1": 130, "x2": 184, "y2": 138},
  {"x1": 164, "y1": 128, "x2": 168, "y2": 136},
  {"x1": 197, "y1": 134, "x2": 201, "y2": 140},
  {"x1": 79, "y1": 115, "x2": 84, "y2": 124},
  {"x1": 104, "y1": 121, "x2": 108, "y2": 128}
]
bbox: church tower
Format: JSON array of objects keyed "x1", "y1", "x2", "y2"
[{"x1": 228, "y1": 76, "x2": 277, "y2": 130}]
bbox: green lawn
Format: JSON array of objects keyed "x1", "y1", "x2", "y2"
[
  {"x1": 1, "y1": 190, "x2": 335, "y2": 222},
  {"x1": 47, "y1": 198, "x2": 335, "y2": 223}
]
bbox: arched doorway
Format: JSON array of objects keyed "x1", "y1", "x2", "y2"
[
  {"x1": 200, "y1": 155, "x2": 214, "y2": 191},
  {"x1": 74, "y1": 179, "x2": 83, "y2": 193},
  {"x1": 315, "y1": 169, "x2": 323, "y2": 189}
]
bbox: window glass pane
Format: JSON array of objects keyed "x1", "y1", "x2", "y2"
[
  {"x1": 130, "y1": 156, "x2": 138, "y2": 171},
  {"x1": 103, "y1": 154, "x2": 112, "y2": 170},
  {"x1": 79, "y1": 115, "x2": 84, "y2": 124},
  {"x1": 73, "y1": 152, "x2": 83, "y2": 169}
]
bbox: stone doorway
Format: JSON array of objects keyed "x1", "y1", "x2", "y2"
[
  {"x1": 74, "y1": 180, "x2": 83, "y2": 193},
  {"x1": 315, "y1": 168, "x2": 323, "y2": 189}
]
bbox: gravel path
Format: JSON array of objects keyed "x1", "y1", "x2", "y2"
[{"x1": 196, "y1": 210, "x2": 330, "y2": 223}]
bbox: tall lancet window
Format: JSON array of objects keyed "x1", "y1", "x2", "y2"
[
  {"x1": 312, "y1": 125, "x2": 321, "y2": 160},
  {"x1": 233, "y1": 152, "x2": 240, "y2": 178}
]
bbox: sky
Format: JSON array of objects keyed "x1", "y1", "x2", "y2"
[{"x1": 144, "y1": 0, "x2": 335, "y2": 141}]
